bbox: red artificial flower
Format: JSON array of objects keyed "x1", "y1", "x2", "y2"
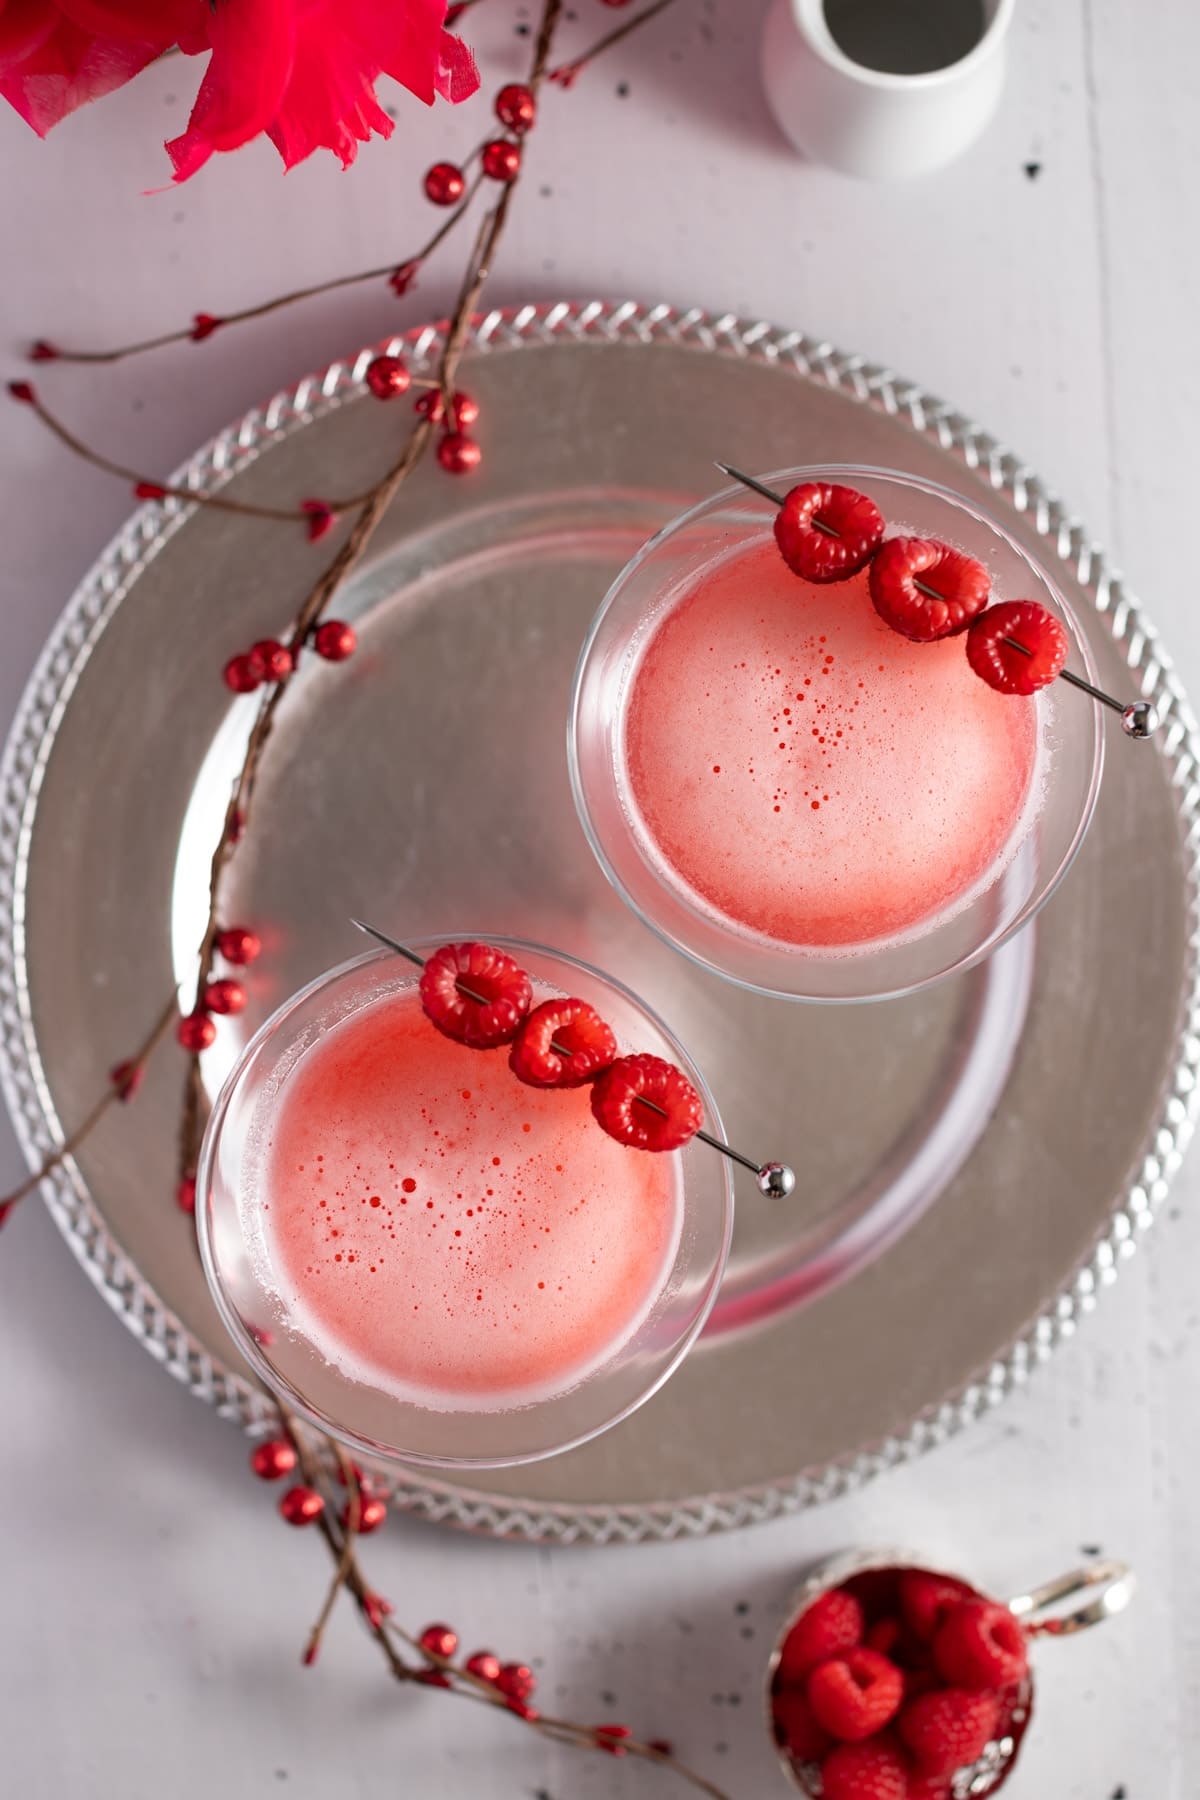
[{"x1": 0, "y1": 0, "x2": 477, "y2": 179}]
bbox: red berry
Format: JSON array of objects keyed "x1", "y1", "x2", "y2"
[
  {"x1": 418, "y1": 1669, "x2": 452, "y2": 1688},
  {"x1": 250, "y1": 1438, "x2": 297, "y2": 1481},
  {"x1": 772, "y1": 1688, "x2": 833, "y2": 1762},
  {"x1": 418, "y1": 1622, "x2": 458, "y2": 1658},
  {"x1": 590, "y1": 1053, "x2": 703, "y2": 1152},
  {"x1": 437, "y1": 431, "x2": 482, "y2": 475},
  {"x1": 465, "y1": 1650, "x2": 501, "y2": 1682},
  {"x1": 506, "y1": 1698, "x2": 538, "y2": 1720},
  {"x1": 110, "y1": 1059, "x2": 144, "y2": 1102},
  {"x1": 819, "y1": 1736, "x2": 908, "y2": 1800},
  {"x1": 807, "y1": 1648, "x2": 904, "y2": 1743},
  {"x1": 966, "y1": 600, "x2": 1068, "y2": 695},
  {"x1": 278, "y1": 1485, "x2": 325, "y2": 1526},
  {"x1": 365, "y1": 354, "x2": 411, "y2": 400},
  {"x1": 313, "y1": 620, "x2": 357, "y2": 661},
  {"x1": 191, "y1": 312, "x2": 222, "y2": 341},
  {"x1": 342, "y1": 1493, "x2": 387, "y2": 1533},
  {"x1": 419, "y1": 941, "x2": 533, "y2": 1048},
  {"x1": 424, "y1": 161, "x2": 465, "y2": 205},
  {"x1": 8, "y1": 379, "x2": 36, "y2": 403},
  {"x1": 898, "y1": 1573, "x2": 971, "y2": 1644},
  {"x1": 776, "y1": 1590, "x2": 865, "y2": 1686},
  {"x1": 253, "y1": 638, "x2": 294, "y2": 682},
  {"x1": 218, "y1": 926, "x2": 261, "y2": 966},
  {"x1": 481, "y1": 138, "x2": 521, "y2": 181},
  {"x1": 774, "y1": 482, "x2": 885, "y2": 584},
  {"x1": 868, "y1": 537, "x2": 990, "y2": 642},
  {"x1": 932, "y1": 1600, "x2": 1029, "y2": 1690},
  {"x1": 176, "y1": 1176, "x2": 197, "y2": 1214},
  {"x1": 204, "y1": 978, "x2": 247, "y2": 1016},
  {"x1": 595, "y1": 1724, "x2": 631, "y2": 1756},
  {"x1": 177, "y1": 1011, "x2": 216, "y2": 1052},
  {"x1": 301, "y1": 498, "x2": 335, "y2": 541},
  {"x1": 495, "y1": 82, "x2": 536, "y2": 132},
  {"x1": 510, "y1": 997, "x2": 617, "y2": 1088},
  {"x1": 223, "y1": 650, "x2": 264, "y2": 694},
  {"x1": 134, "y1": 481, "x2": 169, "y2": 501},
  {"x1": 496, "y1": 1662, "x2": 536, "y2": 1700},
  {"x1": 451, "y1": 391, "x2": 480, "y2": 429},
  {"x1": 415, "y1": 390, "x2": 446, "y2": 423},
  {"x1": 897, "y1": 1688, "x2": 1000, "y2": 1777},
  {"x1": 389, "y1": 260, "x2": 419, "y2": 297},
  {"x1": 30, "y1": 340, "x2": 59, "y2": 361},
  {"x1": 363, "y1": 1592, "x2": 393, "y2": 1630}
]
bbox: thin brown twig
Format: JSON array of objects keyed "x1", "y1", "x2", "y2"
[
  {"x1": 0, "y1": 995, "x2": 177, "y2": 1218},
  {"x1": 551, "y1": 0, "x2": 677, "y2": 81},
  {"x1": 35, "y1": 178, "x2": 484, "y2": 366}
]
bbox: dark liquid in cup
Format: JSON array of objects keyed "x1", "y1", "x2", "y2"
[{"x1": 824, "y1": 0, "x2": 988, "y2": 75}]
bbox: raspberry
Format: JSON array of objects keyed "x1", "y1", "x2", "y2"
[
  {"x1": 509, "y1": 998, "x2": 617, "y2": 1087},
  {"x1": 897, "y1": 1688, "x2": 1000, "y2": 1777},
  {"x1": 776, "y1": 1589, "x2": 865, "y2": 1686},
  {"x1": 774, "y1": 481, "x2": 885, "y2": 584},
  {"x1": 905, "y1": 1776, "x2": 952, "y2": 1800},
  {"x1": 772, "y1": 1688, "x2": 832, "y2": 1763},
  {"x1": 419, "y1": 942, "x2": 533, "y2": 1048},
  {"x1": 932, "y1": 1599, "x2": 1029, "y2": 1690},
  {"x1": 897, "y1": 1572, "x2": 970, "y2": 1643},
  {"x1": 807, "y1": 1648, "x2": 903, "y2": 1742},
  {"x1": 864, "y1": 1617, "x2": 902, "y2": 1658},
  {"x1": 819, "y1": 1736, "x2": 908, "y2": 1800},
  {"x1": 868, "y1": 537, "x2": 990, "y2": 641},
  {"x1": 589, "y1": 1053, "x2": 703, "y2": 1152},
  {"x1": 966, "y1": 600, "x2": 1068, "y2": 695}
]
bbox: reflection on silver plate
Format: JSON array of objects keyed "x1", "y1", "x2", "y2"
[{"x1": 1, "y1": 301, "x2": 1198, "y2": 1545}]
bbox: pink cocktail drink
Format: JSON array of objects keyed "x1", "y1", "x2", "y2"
[
  {"x1": 570, "y1": 466, "x2": 1103, "y2": 1001},
  {"x1": 623, "y1": 541, "x2": 1038, "y2": 948},
  {"x1": 198, "y1": 941, "x2": 733, "y2": 1467},
  {"x1": 261, "y1": 981, "x2": 682, "y2": 1410}
]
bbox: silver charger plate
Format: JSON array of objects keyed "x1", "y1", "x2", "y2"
[{"x1": 2, "y1": 300, "x2": 1198, "y2": 1545}]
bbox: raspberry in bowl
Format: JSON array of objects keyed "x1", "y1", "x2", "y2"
[
  {"x1": 568, "y1": 466, "x2": 1104, "y2": 1002},
  {"x1": 766, "y1": 1548, "x2": 1134, "y2": 1797},
  {"x1": 197, "y1": 937, "x2": 733, "y2": 1468}
]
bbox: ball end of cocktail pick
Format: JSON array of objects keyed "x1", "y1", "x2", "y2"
[
  {"x1": 757, "y1": 1161, "x2": 796, "y2": 1198},
  {"x1": 1121, "y1": 700, "x2": 1159, "y2": 740}
]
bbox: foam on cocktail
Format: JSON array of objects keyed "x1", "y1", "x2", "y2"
[
  {"x1": 622, "y1": 539, "x2": 1040, "y2": 950},
  {"x1": 248, "y1": 980, "x2": 683, "y2": 1412}
]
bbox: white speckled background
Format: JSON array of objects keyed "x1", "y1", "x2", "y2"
[{"x1": 0, "y1": 3, "x2": 1195, "y2": 1795}]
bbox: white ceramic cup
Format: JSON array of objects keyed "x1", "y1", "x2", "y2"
[{"x1": 762, "y1": 0, "x2": 1015, "y2": 179}]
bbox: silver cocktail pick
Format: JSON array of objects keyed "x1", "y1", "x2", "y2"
[
  {"x1": 715, "y1": 461, "x2": 1160, "y2": 739},
  {"x1": 350, "y1": 918, "x2": 796, "y2": 1196}
]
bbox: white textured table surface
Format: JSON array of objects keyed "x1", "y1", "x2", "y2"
[{"x1": 1, "y1": 4, "x2": 1196, "y2": 1796}]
